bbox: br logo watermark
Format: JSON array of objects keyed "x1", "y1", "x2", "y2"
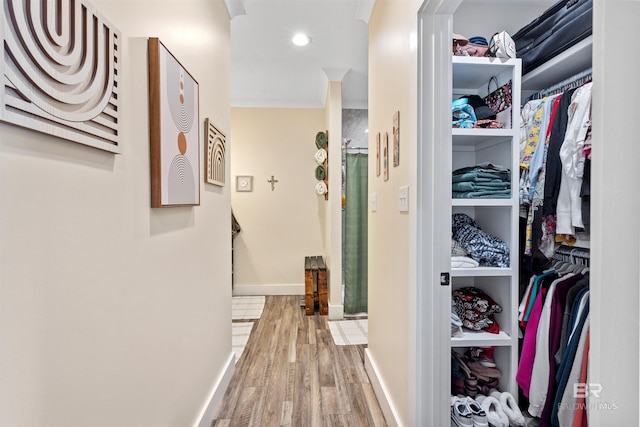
[
  {"x1": 567, "y1": 383, "x2": 619, "y2": 411},
  {"x1": 573, "y1": 383, "x2": 602, "y2": 399}
]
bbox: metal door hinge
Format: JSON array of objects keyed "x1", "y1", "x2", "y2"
[{"x1": 440, "y1": 272, "x2": 450, "y2": 286}]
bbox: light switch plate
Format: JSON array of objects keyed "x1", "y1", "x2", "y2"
[
  {"x1": 399, "y1": 186, "x2": 409, "y2": 212},
  {"x1": 371, "y1": 192, "x2": 377, "y2": 212}
]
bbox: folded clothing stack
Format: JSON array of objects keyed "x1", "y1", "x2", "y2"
[
  {"x1": 452, "y1": 213, "x2": 510, "y2": 268},
  {"x1": 452, "y1": 162, "x2": 511, "y2": 199},
  {"x1": 452, "y1": 286, "x2": 502, "y2": 334},
  {"x1": 452, "y1": 237, "x2": 479, "y2": 268},
  {"x1": 452, "y1": 97, "x2": 477, "y2": 128},
  {"x1": 451, "y1": 310, "x2": 464, "y2": 338}
]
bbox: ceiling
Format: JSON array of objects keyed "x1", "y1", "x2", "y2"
[
  {"x1": 227, "y1": 0, "x2": 372, "y2": 109},
  {"x1": 226, "y1": 0, "x2": 558, "y2": 109}
]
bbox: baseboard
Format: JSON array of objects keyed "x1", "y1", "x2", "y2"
[
  {"x1": 328, "y1": 303, "x2": 344, "y2": 320},
  {"x1": 232, "y1": 283, "x2": 304, "y2": 296},
  {"x1": 194, "y1": 352, "x2": 235, "y2": 427},
  {"x1": 364, "y1": 348, "x2": 402, "y2": 427}
]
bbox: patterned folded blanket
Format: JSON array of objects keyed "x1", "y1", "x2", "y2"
[
  {"x1": 452, "y1": 286, "x2": 502, "y2": 333},
  {"x1": 451, "y1": 213, "x2": 509, "y2": 267}
]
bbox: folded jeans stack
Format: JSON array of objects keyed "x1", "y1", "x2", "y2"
[{"x1": 452, "y1": 162, "x2": 511, "y2": 199}]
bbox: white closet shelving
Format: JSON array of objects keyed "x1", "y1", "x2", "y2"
[{"x1": 450, "y1": 56, "x2": 521, "y2": 395}]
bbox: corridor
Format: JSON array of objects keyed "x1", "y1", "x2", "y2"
[{"x1": 213, "y1": 296, "x2": 386, "y2": 426}]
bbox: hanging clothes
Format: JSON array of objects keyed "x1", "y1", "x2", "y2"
[
  {"x1": 517, "y1": 248, "x2": 590, "y2": 427},
  {"x1": 556, "y1": 83, "x2": 592, "y2": 236},
  {"x1": 519, "y1": 77, "x2": 592, "y2": 274}
]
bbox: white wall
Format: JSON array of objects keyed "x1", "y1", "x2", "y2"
[
  {"x1": 230, "y1": 108, "x2": 327, "y2": 295},
  {"x1": 453, "y1": 4, "x2": 549, "y2": 40},
  {"x1": 326, "y1": 81, "x2": 345, "y2": 318},
  {"x1": 230, "y1": 85, "x2": 345, "y2": 318},
  {"x1": 590, "y1": 0, "x2": 640, "y2": 424},
  {"x1": 367, "y1": 0, "x2": 417, "y2": 423},
  {"x1": 0, "y1": 1, "x2": 232, "y2": 426}
]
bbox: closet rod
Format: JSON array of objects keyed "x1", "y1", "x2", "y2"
[
  {"x1": 345, "y1": 147, "x2": 368, "y2": 153},
  {"x1": 553, "y1": 245, "x2": 590, "y2": 264},
  {"x1": 535, "y1": 67, "x2": 592, "y2": 99}
]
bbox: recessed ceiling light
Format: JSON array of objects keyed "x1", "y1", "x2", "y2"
[{"x1": 292, "y1": 33, "x2": 310, "y2": 46}]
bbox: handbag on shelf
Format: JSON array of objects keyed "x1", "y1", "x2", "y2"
[
  {"x1": 483, "y1": 76, "x2": 513, "y2": 128},
  {"x1": 483, "y1": 77, "x2": 512, "y2": 114},
  {"x1": 489, "y1": 31, "x2": 516, "y2": 59}
]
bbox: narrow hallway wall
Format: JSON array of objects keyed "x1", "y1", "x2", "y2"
[{"x1": 0, "y1": 1, "x2": 232, "y2": 426}]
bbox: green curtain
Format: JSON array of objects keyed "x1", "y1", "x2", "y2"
[{"x1": 344, "y1": 152, "x2": 368, "y2": 314}]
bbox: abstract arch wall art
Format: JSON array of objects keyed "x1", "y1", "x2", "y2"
[
  {"x1": 205, "y1": 118, "x2": 226, "y2": 187},
  {"x1": 0, "y1": 0, "x2": 122, "y2": 153},
  {"x1": 148, "y1": 38, "x2": 200, "y2": 208}
]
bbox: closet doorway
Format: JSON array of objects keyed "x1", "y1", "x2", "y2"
[{"x1": 342, "y1": 109, "x2": 369, "y2": 315}]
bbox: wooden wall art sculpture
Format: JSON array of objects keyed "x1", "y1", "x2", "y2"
[
  {"x1": 0, "y1": 0, "x2": 122, "y2": 153},
  {"x1": 206, "y1": 118, "x2": 226, "y2": 187}
]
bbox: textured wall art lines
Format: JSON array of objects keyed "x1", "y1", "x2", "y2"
[
  {"x1": 205, "y1": 118, "x2": 226, "y2": 187},
  {"x1": 148, "y1": 38, "x2": 200, "y2": 207},
  {"x1": 0, "y1": 0, "x2": 122, "y2": 153},
  {"x1": 393, "y1": 110, "x2": 400, "y2": 167}
]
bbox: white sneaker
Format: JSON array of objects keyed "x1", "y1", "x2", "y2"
[
  {"x1": 451, "y1": 396, "x2": 474, "y2": 427},
  {"x1": 463, "y1": 396, "x2": 489, "y2": 427}
]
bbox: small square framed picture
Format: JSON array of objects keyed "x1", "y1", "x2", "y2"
[{"x1": 236, "y1": 175, "x2": 253, "y2": 192}]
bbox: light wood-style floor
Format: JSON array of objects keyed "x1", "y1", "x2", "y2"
[{"x1": 213, "y1": 295, "x2": 387, "y2": 427}]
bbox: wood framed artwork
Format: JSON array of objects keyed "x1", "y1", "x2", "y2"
[
  {"x1": 148, "y1": 37, "x2": 200, "y2": 207},
  {"x1": 376, "y1": 132, "x2": 381, "y2": 177},
  {"x1": 383, "y1": 132, "x2": 389, "y2": 181},
  {"x1": 393, "y1": 111, "x2": 400, "y2": 167},
  {"x1": 0, "y1": 0, "x2": 122, "y2": 153},
  {"x1": 205, "y1": 118, "x2": 226, "y2": 187}
]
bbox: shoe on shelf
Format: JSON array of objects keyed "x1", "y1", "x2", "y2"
[
  {"x1": 468, "y1": 346, "x2": 497, "y2": 368},
  {"x1": 475, "y1": 394, "x2": 509, "y2": 427},
  {"x1": 497, "y1": 391, "x2": 525, "y2": 426},
  {"x1": 452, "y1": 351, "x2": 480, "y2": 397},
  {"x1": 461, "y1": 396, "x2": 488, "y2": 427},
  {"x1": 451, "y1": 396, "x2": 474, "y2": 427}
]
